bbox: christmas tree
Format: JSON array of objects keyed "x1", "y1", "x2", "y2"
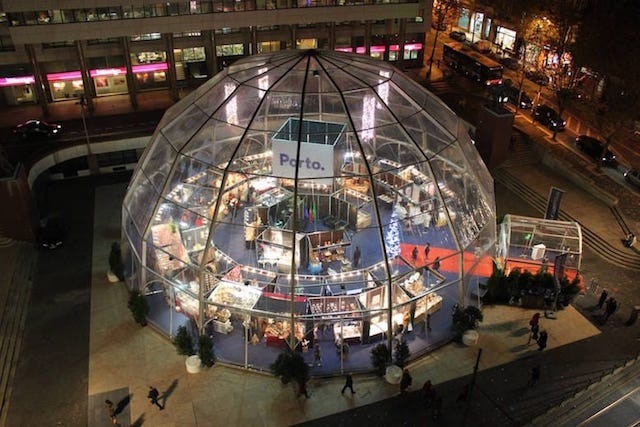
[{"x1": 385, "y1": 209, "x2": 401, "y2": 259}]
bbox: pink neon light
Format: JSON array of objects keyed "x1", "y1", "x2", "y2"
[
  {"x1": 355, "y1": 45, "x2": 386, "y2": 54},
  {"x1": 90, "y1": 67, "x2": 126, "y2": 77},
  {"x1": 47, "y1": 71, "x2": 82, "y2": 81},
  {"x1": 0, "y1": 76, "x2": 35, "y2": 87},
  {"x1": 334, "y1": 47, "x2": 353, "y2": 53},
  {"x1": 132, "y1": 62, "x2": 168, "y2": 73}
]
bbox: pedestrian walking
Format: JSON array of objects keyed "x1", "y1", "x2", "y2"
[
  {"x1": 353, "y1": 246, "x2": 361, "y2": 268},
  {"x1": 456, "y1": 383, "x2": 470, "y2": 403},
  {"x1": 400, "y1": 369, "x2": 413, "y2": 395},
  {"x1": 421, "y1": 380, "x2": 435, "y2": 405},
  {"x1": 341, "y1": 373, "x2": 356, "y2": 395},
  {"x1": 603, "y1": 297, "x2": 618, "y2": 321},
  {"x1": 527, "y1": 365, "x2": 541, "y2": 387},
  {"x1": 424, "y1": 243, "x2": 431, "y2": 260},
  {"x1": 528, "y1": 313, "x2": 541, "y2": 344},
  {"x1": 528, "y1": 322, "x2": 540, "y2": 345},
  {"x1": 297, "y1": 380, "x2": 309, "y2": 398},
  {"x1": 432, "y1": 257, "x2": 441, "y2": 272},
  {"x1": 147, "y1": 386, "x2": 164, "y2": 410},
  {"x1": 597, "y1": 290, "x2": 608, "y2": 309},
  {"x1": 426, "y1": 312, "x2": 432, "y2": 331},
  {"x1": 104, "y1": 399, "x2": 117, "y2": 425},
  {"x1": 313, "y1": 343, "x2": 322, "y2": 367},
  {"x1": 412, "y1": 246, "x2": 419, "y2": 263},
  {"x1": 537, "y1": 330, "x2": 548, "y2": 351},
  {"x1": 625, "y1": 306, "x2": 640, "y2": 326}
]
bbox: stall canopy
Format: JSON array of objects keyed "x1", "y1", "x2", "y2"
[{"x1": 498, "y1": 214, "x2": 582, "y2": 275}]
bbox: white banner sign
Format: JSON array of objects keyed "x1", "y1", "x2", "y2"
[{"x1": 271, "y1": 139, "x2": 334, "y2": 182}]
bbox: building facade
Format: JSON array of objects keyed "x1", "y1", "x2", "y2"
[{"x1": 0, "y1": 1, "x2": 431, "y2": 113}]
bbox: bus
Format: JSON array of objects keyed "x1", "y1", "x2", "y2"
[{"x1": 442, "y1": 42, "x2": 503, "y2": 86}]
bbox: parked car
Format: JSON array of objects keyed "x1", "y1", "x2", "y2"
[
  {"x1": 503, "y1": 86, "x2": 533, "y2": 109},
  {"x1": 471, "y1": 40, "x2": 492, "y2": 53},
  {"x1": 499, "y1": 56, "x2": 521, "y2": 70},
  {"x1": 532, "y1": 105, "x2": 566, "y2": 131},
  {"x1": 38, "y1": 217, "x2": 66, "y2": 250},
  {"x1": 623, "y1": 168, "x2": 640, "y2": 188},
  {"x1": 575, "y1": 135, "x2": 617, "y2": 166},
  {"x1": 449, "y1": 31, "x2": 466, "y2": 42},
  {"x1": 13, "y1": 119, "x2": 63, "y2": 140},
  {"x1": 525, "y1": 69, "x2": 549, "y2": 86}
]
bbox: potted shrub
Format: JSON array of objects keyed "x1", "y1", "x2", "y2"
[
  {"x1": 270, "y1": 348, "x2": 309, "y2": 386},
  {"x1": 174, "y1": 325, "x2": 201, "y2": 373},
  {"x1": 370, "y1": 343, "x2": 391, "y2": 377},
  {"x1": 198, "y1": 334, "x2": 216, "y2": 367},
  {"x1": 127, "y1": 289, "x2": 149, "y2": 326},
  {"x1": 173, "y1": 325, "x2": 195, "y2": 355},
  {"x1": 452, "y1": 305, "x2": 483, "y2": 344},
  {"x1": 108, "y1": 242, "x2": 125, "y2": 282}
]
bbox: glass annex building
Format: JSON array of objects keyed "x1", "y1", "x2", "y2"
[{"x1": 123, "y1": 49, "x2": 496, "y2": 375}]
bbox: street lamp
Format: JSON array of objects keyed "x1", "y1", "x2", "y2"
[{"x1": 76, "y1": 95, "x2": 99, "y2": 174}]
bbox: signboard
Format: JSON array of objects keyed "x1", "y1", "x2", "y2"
[
  {"x1": 544, "y1": 186, "x2": 564, "y2": 220},
  {"x1": 271, "y1": 118, "x2": 343, "y2": 184},
  {"x1": 271, "y1": 139, "x2": 334, "y2": 183}
]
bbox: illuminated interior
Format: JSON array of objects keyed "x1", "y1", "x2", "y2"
[{"x1": 123, "y1": 49, "x2": 496, "y2": 375}]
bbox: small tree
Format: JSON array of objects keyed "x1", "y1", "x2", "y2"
[
  {"x1": 127, "y1": 289, "x2": 149, "y2": 326},
  {"x1": 451, "y1": 305, "x2": 484, "y2": 341},
  {"x1": 109, "y1": 242, "x2": 125, "y2": 281},
  {"x1": 173, "y1": 325, "x2": 195, "y2": 356},
  {"x1": 270, "y1": 349, "x2": 309, "y2": 385},
  {"x1": 198, "y1": 335, "x2": 215, "y2": 367},
  {"x1": 370, "y1": 343, "x2": 391, "y2": 377},
  {"x1": 393, "y1": 338, "x2": 410, "y2": 368}
]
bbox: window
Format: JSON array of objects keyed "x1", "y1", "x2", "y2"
[
  {"x1": 181, "y1": 47, "x2": 206, "y2": 62},
  {"x1": 131, "y1": 33, "x2": 162, "y2": 42},
  {"x1": 88, "y1": 38, "x2": 120, "y2": 45},
  {"x1": 216, "y1": 44, "x2": 244, "y2": 56},
  {"x1": 43, "y1": 41, "x2": 75, "y2": 48},
  {"x1": 258, "y1": 41, "x2": 280, "y2": 53},
  {"x1": 174, "y1": 31, "x2": 202, "y2": 38}
]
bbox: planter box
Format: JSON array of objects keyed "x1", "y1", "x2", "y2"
[
  {"x1": 185, "y1": 355, "x2": 202, "y2": 374},
  {"x1": 462, "y1": 330, "x2": 479, "y2": 346}
]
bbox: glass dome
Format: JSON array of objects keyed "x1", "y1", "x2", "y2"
[{"x1": 123, "y1": 49, "x2": 496, "y2": 375}]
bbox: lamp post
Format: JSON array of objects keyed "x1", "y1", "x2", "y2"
[{"x1": 76, "y1": 95, "x2": 99, "y2": 174}]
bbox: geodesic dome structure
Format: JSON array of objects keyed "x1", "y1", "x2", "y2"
[{"x1": 123, "y1": 49, "x2": 496, "y2": 375}]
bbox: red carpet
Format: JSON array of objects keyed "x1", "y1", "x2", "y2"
[{"x1": 400, "y1": 243, "x2": 494, "y2": 278}]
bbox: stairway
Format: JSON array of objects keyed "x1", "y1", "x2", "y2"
[
  {"x1": 0, "y1": 242, "x2": 37, "y2": 426},
  {"x1": 499, "y1": 136, "x2": 542, "y2": 168}
]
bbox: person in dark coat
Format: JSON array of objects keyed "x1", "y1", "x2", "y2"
[
  {"x1": 432, "y1": 257, "x2": 441, "y2": 272},
  {"x1": 537, "y1": 330, "x2": 548, "y2": 351},
  {"x1": 147, "y1": 386, "x2": 164, "y2": 410},
  {"x1": 104, "y1": 400, "x2": 117, "y2": 424},
  {"x1": 400, "y1": 369, "x2": 413, "y2": 395},
  {"x1": 341, "y1": 373, "x2": 356, "y2": 394},
  {"x1": 412, "y1": 246, "x2": 419, "y2": 263},
  {"x1": 424, "y1": 243, "x2": 431, "y2": 260},
  {"x1": 353, "y1": 246, "x2": 361, "y2": 268},
  {"x1": 597, "y1": 290, "x2": 608, "y2": 309},
  {"x1": 604, "y1": 297, "x2": 618, "y2": 321},
  {"x1": 298, "y1": 380, "x2": 309, "y2": 398},
  {"x1": 528, "y1": 365, "x2": 541, "y2": 387}
]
